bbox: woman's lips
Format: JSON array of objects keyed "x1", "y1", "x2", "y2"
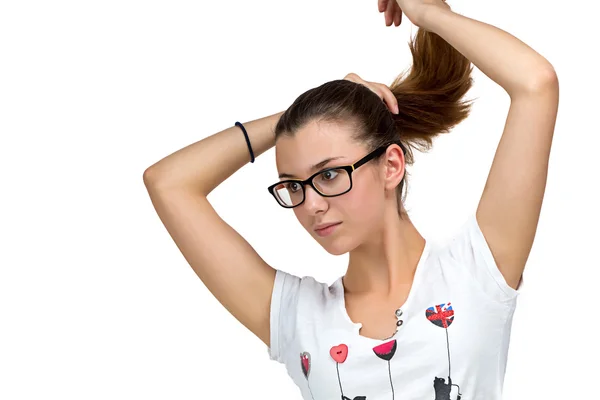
[{"x1": 314, "y1": 222, "x2": 342, "y2": 237}]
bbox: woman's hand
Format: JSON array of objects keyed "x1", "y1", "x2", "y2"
[
  {"x1": 377, "y1": 0, "x2": 450, "y2": 28},
  {"x1": 344, "y1": 73, "x2": 399, "y2": 114}
]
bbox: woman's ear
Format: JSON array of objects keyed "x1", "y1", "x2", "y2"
[{"x1": 383, "y1": 144, "x2": 405, "y2": 190}]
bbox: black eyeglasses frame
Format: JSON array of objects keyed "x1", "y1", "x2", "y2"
[{"x1": 267, "y1": 141, "x2": 404, "y2": 209}]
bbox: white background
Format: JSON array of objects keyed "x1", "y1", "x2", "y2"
[{"x1": 1, "y1": 0, "x2": 598, "y2": 399}]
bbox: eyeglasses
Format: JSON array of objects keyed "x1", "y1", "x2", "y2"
[{"x1": 267, "y1": 142, "x2": 403, "y2": 208}]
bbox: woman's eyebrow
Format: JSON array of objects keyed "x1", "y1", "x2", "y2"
[{"x1": 278, "y1": 156, "x2": 345, "y2": 179}]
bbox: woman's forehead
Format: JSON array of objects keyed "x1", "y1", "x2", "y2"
[{"x1": 275, "y1": 121, "x2": 365, "y2": 178}]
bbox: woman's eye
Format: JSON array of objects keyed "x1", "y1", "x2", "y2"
[
  {"x1": 288, "y1": 182, "x2": 300, "y2": 192},
  {"x1": 321, "y1": 170, "x2": 339, "y2": 180}
]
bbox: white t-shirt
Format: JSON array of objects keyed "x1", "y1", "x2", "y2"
[{"x1": 268, "y1": 214, "x2": 524, "y2": 400}]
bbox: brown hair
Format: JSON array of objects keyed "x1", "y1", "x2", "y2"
[{"x1": 274, "y1": 27, "x2": 475, "y2": 216}]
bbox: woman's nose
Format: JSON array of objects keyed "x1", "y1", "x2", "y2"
[{"x1": 302, "y1": 185, "x2": 328, "y2": 214}]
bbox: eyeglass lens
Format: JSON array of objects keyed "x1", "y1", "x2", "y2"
[{"x1": 273, "y1": 168, "x2": 351, "y2": 207}]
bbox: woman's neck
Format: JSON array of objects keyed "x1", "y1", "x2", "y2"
[{"x1": 344, "y1": 208, "x2": 426, "y2": 297}]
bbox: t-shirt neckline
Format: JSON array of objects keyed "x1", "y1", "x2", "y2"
[{"x1": 334, "y1": 239, "x2": 432, "y2": 344}]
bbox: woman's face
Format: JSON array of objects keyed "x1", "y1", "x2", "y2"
[{"x1": 274, "y1": 119, "x2": 403, "y2": 255}]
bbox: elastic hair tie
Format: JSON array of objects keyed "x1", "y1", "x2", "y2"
[{"x1": 235, "y1": 121, "x2": 255, "y2": 163}]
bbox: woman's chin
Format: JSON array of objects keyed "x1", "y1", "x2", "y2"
[
  {"x1": 325, "y1": 247, "x2": 347, "y2": 256},
  {"x1": 318, "y1": 238, "x2": 354, "y2": 256}
]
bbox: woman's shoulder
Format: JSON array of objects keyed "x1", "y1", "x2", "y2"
[
  {"x1": 426, "y1": 214, "x2": 524, "y2": 304},
  {"x1": 274, "y1": 268, "x2": 342, "y2": 301}
]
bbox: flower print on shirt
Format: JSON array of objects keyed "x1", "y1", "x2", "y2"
[
  {"x1": 329, "y1": 344, "x2": 367, "y2": 400},
  {"x1": 426, "y1": 303, "x2": 463, "y2": 400},
  {"x1": 300, "y1": 352, "x2": 315, "y2": 400},
  {"x1": 372, "y1": 339, "x2": 398, "y2": 400}
]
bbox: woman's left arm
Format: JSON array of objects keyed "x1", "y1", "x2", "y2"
[{"x1": 422, "y1": 5, "x2": 559, "y2": 289}]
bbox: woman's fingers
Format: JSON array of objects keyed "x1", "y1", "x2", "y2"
[
  {"x1": 344, "y1": 74, "x2": 398, "y2": 113},
  {"x1": 394, "y1": 5, "x2": 402, "y2": 26},
  {"x1": 376, "y1": 83, "x2": 399, "y2": 113},
  {"x1": 379, "y1": 0, "x2": 402, "y2": 27},
  {"x1": 378, "y1": 0, "x2": 389, "y2": 13},
  {"x1": 343, "y1": 72, "x2": 361, "y2": 84},
  {"x1": 370, "y1": 82, "x2": 398, "y2": 113},
  {"x1": 385, "y1": 0, "x2": 395, "y2": 26}
]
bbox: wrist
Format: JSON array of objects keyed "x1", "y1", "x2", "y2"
[{"x1": 419, "y1": 5, "x2": 453, "y2": 33}]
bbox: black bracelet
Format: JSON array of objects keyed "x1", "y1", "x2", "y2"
[{"x1": 235, "y1": 121, "x2": 255, "y2": 163}]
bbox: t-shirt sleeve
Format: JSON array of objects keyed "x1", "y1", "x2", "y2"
[
  {"x1": 268, "y1": 268, "x2": 302, "y2": 363},
  {"x1": 447, "y1": 213, "x2": 525, "y2": 304}
]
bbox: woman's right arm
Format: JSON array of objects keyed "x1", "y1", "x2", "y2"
[{"x1": 143, "y1": 110, "x2": 285, "y2": 347}]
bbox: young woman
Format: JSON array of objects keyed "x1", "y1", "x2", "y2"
[{"x1": 144, "y1": 0, "x2": 558, "y2": 399}]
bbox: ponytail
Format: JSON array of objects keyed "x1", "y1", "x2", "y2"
[{"x1": 391, "y1": 27, "x2": 475, "y2": 166}]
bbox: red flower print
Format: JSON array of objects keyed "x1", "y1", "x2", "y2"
[
  {"x1": 329, "y1": 343, "x2": 348, "y2": 363},
  {"x1": 373, "y1": 340, "x2": 397, "y2": 399},
  {"x1": 373, "y1": 339, "x2": 397, "y2": 361}
]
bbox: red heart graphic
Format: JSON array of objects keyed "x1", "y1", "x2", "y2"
[
  {"x1": 300, "y1": 352, "x2": 311, "y2": 378},
  {"x1": 329, "y1": 344, "x2": 348, "y2": 363}
]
